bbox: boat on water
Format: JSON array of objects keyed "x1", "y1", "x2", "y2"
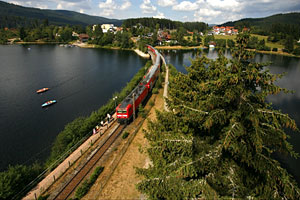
[
  {"x1": 36, "y1": 88, "x2": 50, "y2": 94},
  {"x1": 41, "y1": 100, "x2": 57, "y2": 107}
]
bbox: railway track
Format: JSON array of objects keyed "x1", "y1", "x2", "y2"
[{"x1": 53, "y1": 124, "x2": 126, "y2": 200}]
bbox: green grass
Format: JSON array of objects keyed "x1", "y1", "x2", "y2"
[
  {"x1": 214, "y1": 34, "x2": 283, "y2": 50},
  {"x1": 251, "y1": 34, "x2": 284, "y2": 49},
  {"x1": 214, "y1": 35, "x2": 237, "y2": 40}
]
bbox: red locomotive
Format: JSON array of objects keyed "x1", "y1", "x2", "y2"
[{"x1": 116, "y1": 45, "x2": 161, "y2": 124}]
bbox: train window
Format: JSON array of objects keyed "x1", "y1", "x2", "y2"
[{"x1": 117, "y1": 110, "x2": 127, "y2": 113}]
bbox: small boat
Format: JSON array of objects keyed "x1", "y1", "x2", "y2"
[
  {"x1": 41, "y1": 100, "x2": 57, "y2": 108},
  {"x1": 36, "y1": 88, "x2": 50, "y2": 94}
]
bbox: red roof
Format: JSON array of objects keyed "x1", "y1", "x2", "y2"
[{"x1": 79, "y1": 34, "x2": 89, "y2": 39}]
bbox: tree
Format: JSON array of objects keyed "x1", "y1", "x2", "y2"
[
  {"x1": 59, "y1": 26, "x2": 73, "y2": 42},
  {"x1": 227, "y1": 39, "x2": 235, "y2": 48},
  {"x1": 215, "y1": 39, "x2": 226, "y2": 48},
  {"x1": 247, "y1": 36, "x2": 258, "y2": 49},
  {"x1": 285, "y1": 36, "x2": 294, "y2": 53},
  {"x1": 177, "y1": 27, "x2": 186, "y2": 45},
  {"x1": 136, "y1": 33, "x2": 300, "y2": 199},
  {"x1": 19, "y1": 27, "x2": 26, "y2": 40},
  {"x1": 204, "y1": 35, "x2": 215, "y2": 46},
  {"x1": 93, "y1": 25, "x2": 103, "y2": 39},
  {"x1": 0, "y1": 164, "x2": 42, "y2": 200}
]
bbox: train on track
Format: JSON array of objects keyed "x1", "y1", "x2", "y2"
[{"x1": 116, "y1": 45, "x2": 162, "y2": 124}]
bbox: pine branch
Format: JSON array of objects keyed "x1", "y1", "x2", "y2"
[
  {"x1": 156, "y1": 139, "x2": 193, "y2": 143},
  {"x1": 176, "y1": 145, "x2": 222, "y2": 173},
  {"x1": 223, "y1": 122, "x2": 239, "y2": 149}
]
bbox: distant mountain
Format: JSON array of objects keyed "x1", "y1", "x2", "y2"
[
  {"x1": 221, "y1": 12, "x2": 300, "y2": 28},
  {"x1": 0, "y1": 1, "x2": 122, "y2": 28}
]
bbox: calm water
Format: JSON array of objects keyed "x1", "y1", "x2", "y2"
[
  {"x1": 0, "y1": 45, "x2": 146, "y2": 171},
  {"x1": 162, "y1": 48, "x2": 300, "y2": 183}
]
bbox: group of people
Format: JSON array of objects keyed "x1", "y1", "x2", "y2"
[{"x1": 93, "y1": 113, "x2": 113, "y2": 135}]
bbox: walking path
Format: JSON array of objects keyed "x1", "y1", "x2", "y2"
[
  {"x1": 161, "y1": 55, "x2": 169, "y2": 111},
  {"x1": 134, "y1": 49, "x2": 150, "y2": 59},
  {"x1": 23, "y1": 113, "x2": 116, "y2": 200}
]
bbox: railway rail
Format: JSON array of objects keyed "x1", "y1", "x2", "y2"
[{"x1": 53, "y1": 124, "x2": 126, "y2": 200}]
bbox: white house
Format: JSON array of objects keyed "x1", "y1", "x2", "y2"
[{"x1": 101, "y1": 24, "x2": 115, "y2": 33}]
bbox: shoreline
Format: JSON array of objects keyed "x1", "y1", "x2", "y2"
[
  {"x1": 2, "y1": 42, "x2": 299, "y2": 58},
  {"x1": 155, "y1": 45, "x2": 205, "y2": 50}
]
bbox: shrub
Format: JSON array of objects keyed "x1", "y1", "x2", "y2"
[
  {"x1": 152, "y1": 88, "x2": 158, "y2": 94},
  {"x1": 0, "y1": 164, "x2": 43, "y2": 200},
  {"x1": 149, "y1": 100, "x2": 155, "y2": 107},
  {"x1": 272, "y1": 48, "x2": 278, "y2": 52},
  {"x1": 293, "y1": 47, "x2": 300, "y2": 55},
  {"x1": 282, "y1": 48, "x2": 289, "y2": 53},
  {"x1": 122, "y1": 132, "x2": 129, "y2": 139},
  {"x1": 75, "y1": 166, "x2": 104, "y2": 199},
  {"x1": 37, "y1": 194, "x2": 50, "y2": 200}
]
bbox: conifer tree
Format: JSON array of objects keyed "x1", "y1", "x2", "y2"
[{"x1": 136, "y1": 33, "x2": 300, "y2": 199}]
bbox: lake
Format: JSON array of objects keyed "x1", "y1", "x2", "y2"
[
  {"x1": 1, "y1": 46, "x2": 299, "y2": 184},
  {"x1": 162, "y1": 48, "x2": 300, "y2": 184},
  {"x1": 0, "y1": 45, "x2": 147, "y2": 171}
]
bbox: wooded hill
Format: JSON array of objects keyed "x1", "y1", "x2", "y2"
[
  {"x1": 123, "y1": 18, "x2": 208, "y2": 32},
  {"x1": 0, "y1": 1, "x2": 122, "y2": 28},
  {"x1": 222, "y1": 12, "x2": 300, "y2": 27}
]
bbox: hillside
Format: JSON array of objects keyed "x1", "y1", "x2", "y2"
[
  {"x1": 221, "y1": 12, "x2": 300, "y2": 28},
  {"x1": 0, "y1": 1, "x2": 122, "y2": 28}
]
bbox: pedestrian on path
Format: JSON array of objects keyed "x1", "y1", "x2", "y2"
[{"x1": 107, "y1": 113, "x2": 111, "y2": 123}]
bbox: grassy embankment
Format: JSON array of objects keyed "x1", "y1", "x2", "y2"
[{"x1": 213, "y1": 34, "x2": 300, "y2": 57}]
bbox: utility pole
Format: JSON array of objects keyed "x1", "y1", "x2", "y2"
[{"x1": 133, "y1": 93, "x2": 136, "y2": 121}]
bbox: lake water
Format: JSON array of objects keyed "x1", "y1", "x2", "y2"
[
  {"x1": 1, "y1": 46, "x2": 299, "y2": 185},
  {"x1": 0, "y1": 45, "x2": 146, "y2": 171},
  {"x1": 162, "y1": 48, "x2": 300, "y2": 184}
]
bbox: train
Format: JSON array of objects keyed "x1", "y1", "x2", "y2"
[{"x1": 116, "y1": 45, "x2": 162, "y2": 124}]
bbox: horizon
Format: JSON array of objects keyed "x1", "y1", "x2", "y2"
[{"x1": 2, "y1": 0, "x2": 300, "y2": 24}]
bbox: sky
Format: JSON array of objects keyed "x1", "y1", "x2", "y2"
[{"x1": 4, "y1": 0, "x2": 300, "y2": 24}]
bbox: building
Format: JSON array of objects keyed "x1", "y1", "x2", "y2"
[
  {"x1": 72, "y1": 32, "x2": 79, "y2": 37},
  {"x1": 212, "y1": 26, "x2": 238, "y2": 35},
  {"x1": 79, "y1": 34, "x2": 89, "y2": 42},
  {"x1": 101, "y1": 24, "x2": 115, "y2": 33}
]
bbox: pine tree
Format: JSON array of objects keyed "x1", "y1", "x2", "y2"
[{"x1": 136, "y1": 33, "x2": 300, "y2": 199}]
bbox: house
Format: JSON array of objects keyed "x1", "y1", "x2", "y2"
[
  {"x1": 116, "y1": 27, "x2": 123, "y2": 32},
  {"x1": 212, "y1": 26, "x2": 238, "y2": 35},
  {"x1": 101, "y1": 24, "x2": 115, "y2": 33},
  {"x1": 209, "y1": 41, "x2": 216, "y2": 48},
  {"x1": 79, "y1": 34, "x2": 89, "y2": 42},
  {"x1": 72, "y1": 32, "x2": 79, "y2": 37}
]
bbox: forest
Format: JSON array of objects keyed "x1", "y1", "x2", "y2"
[{"x1": 123, "y1": 17, "x2": 208, "y2": 32}]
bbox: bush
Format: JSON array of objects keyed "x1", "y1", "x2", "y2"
[
  {"x1": 0, "y1": 164, "x2": 43, "y2": 200},
  {"x1": 149, "y1": 100, "x2": 155, "y2": 107},
  {"x1": 139, "y1": 105, "x2": 147, "y2": 118},
  {"x1": 272, "y1": 48, "x2": 278, "y2": 52},
  {"x1": 152, "y1": 88, "x2": 158, "y2": 94},
  {"x1": 293, "y1": 47, "x2": 300, "y2": 55},
  {"x1": 37, "y1": 194, "x2": 50, "y2": 200},
  {"x1": 75, "y1": 166, "x2": 104, "y2": 199},
  {"x1": 122, "y1": 132, "x2": 129, "y2": 139},
  {"x1": 227, "y1": 39, "x2": 235, "y2": 48},
  {"x1": 282, "y1": 48, "x2": 289, "y2": 53}
]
